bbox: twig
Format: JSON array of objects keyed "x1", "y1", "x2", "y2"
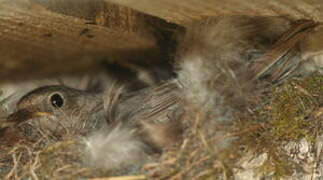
[
  {"x1": 89, "y1": 175, "x2": 146, "y2": 180},
  {"x1": 5, "y1": 151, "x2": 22, "y2": 180},
  {"x1": 211, "y1": 123, "x2": 267, "y2": 144},
  {"x1": 170, "y1": 156, "x2": 211, "y2": 180},
  {"x1": 29, "y1": 151, "x2": 41, "y2": 180}
]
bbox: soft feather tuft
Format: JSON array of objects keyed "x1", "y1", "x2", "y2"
[
  {"x1": 83, "y1": 123, "x2": 151, "y2": 170},
  {"x1": 176, "y1": 16, "x2": 292, "y2": 120}
]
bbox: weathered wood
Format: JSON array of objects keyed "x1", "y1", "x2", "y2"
[
  {"x1": 104, "y1": 0, "x2": 323, "y2": 26},
  {"x1": 32, "y1": 0, "x2": 148, "y2": 31},
  {"x1": 0, "y1": 1, "x2": 159, "y2": 81}
]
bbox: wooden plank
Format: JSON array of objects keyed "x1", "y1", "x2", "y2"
[
  {"x1": 33, "y1": 0, "x2": 147, "y2": 31},
  {"x1": 104, "y1": 0, "x2": 323, "y2": 26},
  {"x1": 0, "y1": 1, "x2": 159, "y2": 81}
]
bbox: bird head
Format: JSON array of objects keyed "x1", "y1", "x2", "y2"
[{"x1": 3, "y1": 85, "x2": 104, "y2": 136}]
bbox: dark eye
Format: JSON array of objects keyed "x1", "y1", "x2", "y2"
[{"x1": 50, "y1": 93, "x2": 64, "y2": 108}]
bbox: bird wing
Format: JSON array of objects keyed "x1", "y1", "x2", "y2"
[
  {"x1": 111, "y1": 81, "x2": 180, "y2": 125},
  {"x1": 250, "y1": 20, "x2": 318, "y2": 83},
  {"x1": 140, "y1": 81, "x2": 180, "y2": 123}
]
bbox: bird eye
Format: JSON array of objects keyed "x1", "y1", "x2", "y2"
[{"x1": 50, "y1": 93, "x2": 64, "y2": 108}]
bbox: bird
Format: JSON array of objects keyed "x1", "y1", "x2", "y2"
[
  {"x1": 0, "y1": 15, "x2": 322, "y2": 170},
  {"x1": 0, "y1": 80, "x2": 182, "y2": 169},
  {"x1": 1, "y1": 80, "x2": 182, "y2": 140}
]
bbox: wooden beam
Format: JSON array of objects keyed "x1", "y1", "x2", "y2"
[
  {"x1": 32, "y1": 0, "x2": 147, "y2": 31},
  {"x1": 0, "y1": 1, "x2": 159, "y2": 81},
  {"x1": 104, "y1": 0, "x2": 323, "y2": 26}
]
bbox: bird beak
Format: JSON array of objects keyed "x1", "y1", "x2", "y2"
[
  {"x1": 0, "y1": 109, "x2": 52, "y2": 129},
  {"x1": 33, "y1": 111, "x2": 52, "y2": 118}
]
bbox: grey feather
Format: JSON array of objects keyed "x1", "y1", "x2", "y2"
[
  {"x1": 83, "y1": 123, "x2": 151, "y2": 170},
  {"x1": 175, "y1": 16, "x2": 292, "y2": 118}
]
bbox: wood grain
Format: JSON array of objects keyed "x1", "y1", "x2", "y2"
[
  {"x1": 0, "y1": 1, "x2": 159, "y2": 81},
  {"x1": 104, "y1": 0, "x2": 323, "y2": 26}
]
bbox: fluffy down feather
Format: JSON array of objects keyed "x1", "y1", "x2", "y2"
[
  {"x1": 83, "y1": 123, "x2": 151, "y2": 170},
  {"x1": 176, "y1": 16, "x2": 292, "y2": 119}
]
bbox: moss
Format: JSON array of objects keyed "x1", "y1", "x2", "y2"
[
  {"x1": 227, "y1": 74, "x2": 322, "y2": 179},
  {"x1": 240, "y1": 74, "x2": 323, "y2": 178},
  {"x1": 269, "y1": 75, "x2": 323, "y2": 143}
]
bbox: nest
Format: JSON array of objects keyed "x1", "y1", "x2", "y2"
[{"x1": 0, "y1": 0, "x2": 322, "y2": 179}]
